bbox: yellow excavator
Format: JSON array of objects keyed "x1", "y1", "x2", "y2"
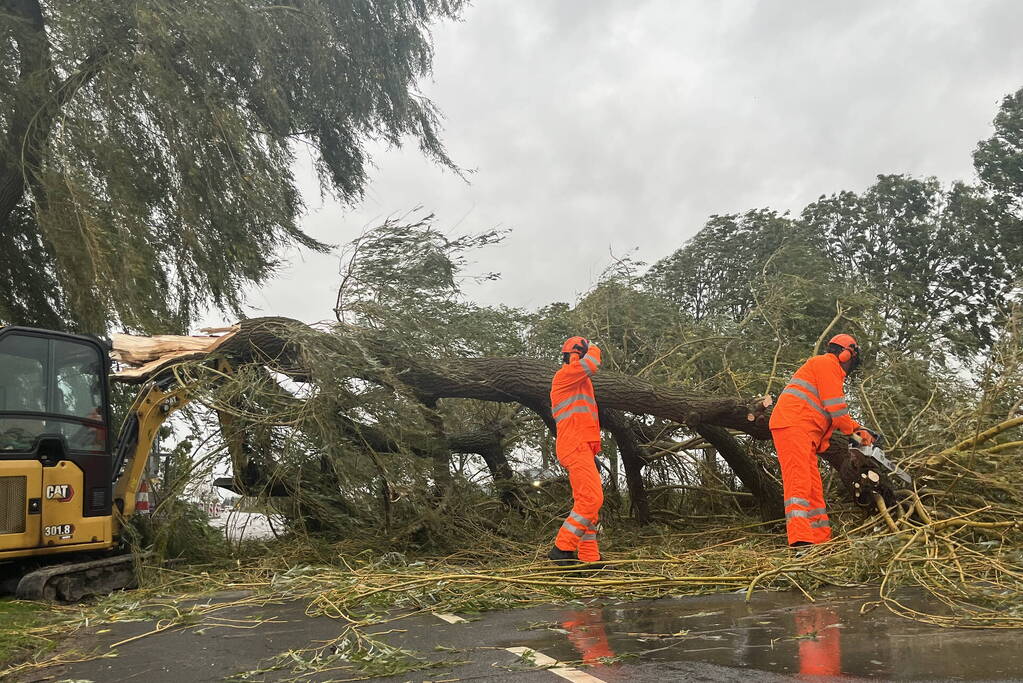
[{"x1": 0, "y1": 325, "x2": 195, "y2": 600}]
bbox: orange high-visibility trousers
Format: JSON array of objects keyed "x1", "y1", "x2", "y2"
[
  {"x1": 554, "y1": 441, "x2": 603, "y2": 562},
  {"x1": 771, "y1": 426, "x2": 832, "y2": 545}
]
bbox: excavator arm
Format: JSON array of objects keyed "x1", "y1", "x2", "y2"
[
  {"x1": 110, "y1": 358, "x2": 233, "y2": 535},
  {"x1": 110, "y1": 379, "x2": 189, "y2": 532}
]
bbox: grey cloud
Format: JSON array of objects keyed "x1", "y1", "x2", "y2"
[{"x1": 243, "y1": 0, "x2": 1023, "y2": 325}]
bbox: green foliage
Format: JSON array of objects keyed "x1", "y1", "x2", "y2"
[
  {"x1": 335, "y1": 214, "x2": 520, "y2": 355},
  {"x1": 975, "y1": 88, "x2": 1023, "y2": 201},
  {"x1": 974, "y1": 87, "x2": 1023, "y2": 277},
  {"x1": 127, "y1": 495, "x2": 228, "y2": 565},
  {"x1": 570, "y1": 279, "x2": 681, "y2": 375},
  {"x1": 802, "y1": 174, "x2": 1012, "y2": 351},
  {"x1": 645, "y1": 209, "x2": 825, "y2": 325},
  {"x1": 0, "y1": 0, "x2": 464, "y2": 333},
  {"x1": 646, "y1": 112, "x2": 1023, "y2": 357},
  {"x1": 527, "y1": 300, "x2": 576, "y2": 359}
]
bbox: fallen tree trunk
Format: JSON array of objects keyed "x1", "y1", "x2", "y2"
[
  {"x1": 110, "y1": 317, "x2": 847, "y2": 516},
  {"x1": 388, "y1": 354, "x2": 772, "y2": 439},
  {"x1": 113, "y1": 318, "x2": 771, "y2": 437}
]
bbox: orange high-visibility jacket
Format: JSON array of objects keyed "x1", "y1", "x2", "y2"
[
  {"x1": 769, "y1": 352, "x2": 860, "y2": 449},
  {"x1": 550, "y1": 345, "x2": 602, "y2": 450}
]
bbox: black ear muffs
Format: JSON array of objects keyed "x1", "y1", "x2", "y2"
[{"x1": 562, "y1": 352, "x2": 571, "y2": 364}]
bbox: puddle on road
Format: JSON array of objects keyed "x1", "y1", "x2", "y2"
[{"x1": 520, "y1": 588, "x2": 1023, "y2": 680}]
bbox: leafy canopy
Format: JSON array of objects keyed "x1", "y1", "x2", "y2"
[{"x1": 0, "y1": 0, "x2": 464, "y2": 333}]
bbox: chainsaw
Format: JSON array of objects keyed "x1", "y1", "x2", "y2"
[{"x1": 845, "y1": 431, "x2": 912, "y2": 507}]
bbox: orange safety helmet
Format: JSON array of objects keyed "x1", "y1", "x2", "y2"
[
  {"x1": 561, "y1": 336, "x2": 589, "y2": 363},
  {"x1": 828, "y1": 333, "x2": 859, "y2": 363}
]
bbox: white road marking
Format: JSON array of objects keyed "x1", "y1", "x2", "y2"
[
  {"x1": 433, "y1": 614, "x2": 605, "y2": 681},
  {"x1": 433, "y1": 612, "x2": 468, "y2": 624},
  {"x1": 506, "y1": 646, "x2": 606, "y2": 683}
]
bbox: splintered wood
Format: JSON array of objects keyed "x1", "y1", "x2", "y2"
[{"x1": 111, "y1": 326, "x2": 239, "y2": 382}]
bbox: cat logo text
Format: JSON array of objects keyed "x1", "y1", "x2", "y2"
[{"x1": 45, "y1": 484, "x2": 74, "y2": 502}]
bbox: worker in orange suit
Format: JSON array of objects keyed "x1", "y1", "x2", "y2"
[
  {"x1": 548, "y1": 336, "x2": 604, "y2": 566},
  {"x1": 770, "y1": 334, "x2": 879, "y2": 546}
]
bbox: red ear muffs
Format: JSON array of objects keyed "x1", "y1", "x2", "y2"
[{"x1": 837, "y1": 343, "x2": 858, "y2": 363}]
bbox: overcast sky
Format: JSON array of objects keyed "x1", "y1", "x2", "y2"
[{"x1": 239, "y1": 0, "x2": 1023, "y2": 326}]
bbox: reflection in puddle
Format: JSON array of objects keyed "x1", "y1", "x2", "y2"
[
  {"x1": 794, "y1": 606, "x2": 841, "y2": 676},
  {"x1": 561, "y1": 609, "x2": 616, "y2": 665},
  {"x1": 523, "y1": 589, "x2": 1023, "y2": 680}
]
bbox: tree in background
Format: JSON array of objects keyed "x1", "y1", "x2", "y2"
[
  {"x1": 643, "y1": 210, "x2": 826, "y2": 325},
  {"x1": 802, "y1": 174, "x2": 1012, "y2": 353},
  {"x1": 0, "y1": 0, "x2": 464, "y2": 333},
  {"x1": 974, "y1": 87, "x2": 1023, "y2": 289}
]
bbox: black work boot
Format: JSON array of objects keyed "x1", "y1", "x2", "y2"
[
  {"x1": 548, "y1": 546, "x2": 580, "y2": 567},
  {"x1": 789, "y1": 541, "x2": 813, "y2": 558}
]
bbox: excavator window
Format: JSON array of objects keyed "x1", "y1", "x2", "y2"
[{"x1": 0, "y1": 332, "x2": 107, "y2": 454}]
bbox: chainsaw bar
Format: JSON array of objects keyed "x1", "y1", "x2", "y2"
[{"x1": 857, "y1": 444, "x2": 912, "y2": 485}]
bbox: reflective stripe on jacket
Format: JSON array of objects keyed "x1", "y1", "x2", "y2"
[
  {"x1": 769, "y1": 353, "x2": 860, "y2": 441},
  {"x1": 551, "y1": 345, "x2": 602, "y2": 447}
]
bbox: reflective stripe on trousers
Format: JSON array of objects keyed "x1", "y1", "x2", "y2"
[
  {"x1": 554, "y1": 442, "x2": 603, "y2": 562},
  {"x1": 559, "y1": 510, "x2": 597, "y2": 538},
  {"x1": 773, "y1": 425, "x2": 832, "y2": 545}
]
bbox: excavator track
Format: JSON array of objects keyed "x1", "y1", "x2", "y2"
[{"x1": 15, "y1": 554, "x2": 140, "y2": 602}]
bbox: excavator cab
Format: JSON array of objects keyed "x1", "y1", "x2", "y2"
[
  {"x1": 0, "y1": 326, "x2": 206, "y2": 599},
  {"x1": 0, "y1": 327, "x2": 116, "y2": 560}
]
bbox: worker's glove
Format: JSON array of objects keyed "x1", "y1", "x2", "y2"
[
  {"x1": 852, "y1": 429, "x2": 875, "y2": 446},
  {"x1": 573, "y1": 338, "x2": 589, "y2": 355},
  {"x1": 857, "y1": 428, "x2": 884, "y2": 446}
]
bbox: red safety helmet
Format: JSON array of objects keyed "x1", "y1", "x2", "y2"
[
  {"x1": 828, "y1": 334, "x2": 859, "y2": 363},
  {"x1": 561, "y1": 336, "x2": 589, "y2": 354},
  {"x1": 561, "y1": 336, "x2": 589, "y2": 363}
]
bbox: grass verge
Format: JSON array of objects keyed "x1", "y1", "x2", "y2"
[{"x1": 0, "y1": 599, "x2": 55, "y2": 667}]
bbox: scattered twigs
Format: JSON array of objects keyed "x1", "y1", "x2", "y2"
[
  {"x1": 931, "y1": 416, "x2": 1023, "y2": 463},
  {"x1": 745, "y1": 564, "x2": 800, "y2": 601}
]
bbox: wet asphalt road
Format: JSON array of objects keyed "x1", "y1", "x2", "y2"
[{"x1": 15, "y1": 587, "x2": 1023, "y2": 682}]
